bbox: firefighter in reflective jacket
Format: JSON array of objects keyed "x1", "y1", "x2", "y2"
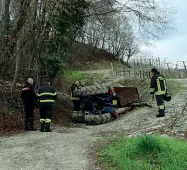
[
  {"x1": 71, "y1": 81, "x2": 81, "y2": 112},
  {"x1": 37, "y1": 82, "x2": 57, "y2": 132},
  {"x1": 21, "y1": 78, "x2": 38, "y2": 131},
  {"x1": 150, "y1": 68, "x2": 167, "y2": 117}
]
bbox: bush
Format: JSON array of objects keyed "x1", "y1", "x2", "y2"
[{"x1": 135, "y1": 135, "x2": 163, "y2": 154}]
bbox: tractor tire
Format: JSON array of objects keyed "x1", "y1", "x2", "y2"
[
  {"x1": 73, "y1": 84, "x2": 107, "y2": 96},
  {"x1": 73, "y1": 81, "x2": 120, "y2": 96},
  {"x1": 85, "y1": 113, "x2": 112, "y2": 125},
  {"x1": 116, "y1": 107, "x2": 132, "y2": 115},
  {"x1": 72, "y1": 111, "x2": 85, "y2": 123}
]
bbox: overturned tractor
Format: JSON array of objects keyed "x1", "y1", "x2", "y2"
[{"x1": 71, "y1": 82, "x2": 143, "y2": 125}]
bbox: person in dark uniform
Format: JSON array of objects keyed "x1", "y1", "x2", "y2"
[
  {"x1": 71, "y1": 81, "x2": 81, "y2": 112},
  {"x1": 37, "y1": 82, "x2": 57, "y2": 132},
  {"x1": 150, "y1": 68, "x2": 167, "y2": 117},
  {"x1": 21, "y1": 78, "x2": 37, "y2": 131}
]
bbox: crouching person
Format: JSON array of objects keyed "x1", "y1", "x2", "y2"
[{"x1": 37, "y1": 82, "x2": 57, "y2": 132}]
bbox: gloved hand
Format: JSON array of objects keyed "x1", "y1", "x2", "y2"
[
  {"x1": 149, "y1": 94, "x2": 155, "y2": 101},
  {"x1": 113, "y1": 93, "x2": 117, "y2": 96}
]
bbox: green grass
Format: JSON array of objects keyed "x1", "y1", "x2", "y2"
[
  {"x1": 64, "y1": 70, "x2": 103, "y2": 84},
  {"x1": 97, "y1": 135, "x2": 187, "y2": 170},
  {"x1": 166, "y1": 80, "x2": 182, "y2": 95},
  {"x1": 77, "y1": 60, "x2": 127, "y2": 71}
]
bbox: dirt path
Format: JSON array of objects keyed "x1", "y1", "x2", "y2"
[
  {"x1": 0, "y1": 127, "x2": 96, "y2": 170},
  {"x1": 0, "y1": 79, "x2": 187, "y2": 170}
]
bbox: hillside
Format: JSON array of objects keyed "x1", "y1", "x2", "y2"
[
  {"x1": 60, "y1": 42, "x2": 131, "y2": 91},
  {"x1": 68, "y1": 42, "x2": 128, "y2": 70}
]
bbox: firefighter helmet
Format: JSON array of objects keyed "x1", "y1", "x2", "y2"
[{"x1": 164, "y1": 92, "x2": 171, "y2": 101}]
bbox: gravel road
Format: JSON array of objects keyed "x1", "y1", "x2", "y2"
[{"x1": 0, "y1": 79, "x2": 187, "y2": 170}]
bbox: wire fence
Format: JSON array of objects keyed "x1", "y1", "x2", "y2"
[{"x1": 110, "y1": 57, "x2": 187, "y2": 79}]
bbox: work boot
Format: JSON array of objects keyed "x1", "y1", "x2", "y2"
[
  {"x1": 40, "y1": 122, "x2": 45, "y2": 132},
  {"x1": 156, "y1": 113, "x2": 165, "y2": 117},
  {"x1": 45, "y1": 123, "x2": 52, "y2": 132}
]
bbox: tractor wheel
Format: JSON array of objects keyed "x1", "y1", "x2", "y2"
[
  {"x1": 85, "y1": 113, "x2": 112, "y2": 125},
  {"x1": 72, "y1": 111, "x2": 85, "y2": 123},
  {"x1": 73, "y1": 84, "x2": 107, "y2": 96},
  {"x1": 73, "y1": 82, "x2": 120, "y2": 96}
]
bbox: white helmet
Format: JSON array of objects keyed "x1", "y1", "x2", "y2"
[{"x1": 27, "y1": 78, "x2": 33, "y2": 85}]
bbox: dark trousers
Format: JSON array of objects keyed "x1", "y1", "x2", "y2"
[
  {"x1": 72, "y1": 100, "x2": 81, "y2": 111},
  {"x1": 23, "y1": 104, "x2": 34, "y2": 130},
  {"x1": 155, "y1": 95, "x2": 165, "y2": 114},
  {"x1": 39, "y1": 103, "x2": 53, "y2": 123}
]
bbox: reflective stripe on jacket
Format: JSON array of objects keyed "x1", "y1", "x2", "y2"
[
  {"x1": 37, "y1": 84, "x2": 57, "y2": 103},
  {"x1": 150, "y1": 73, "x2": 167, "y2": 95}
]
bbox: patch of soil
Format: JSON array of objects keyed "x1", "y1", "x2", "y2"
[
  {"x1": 53, "y1": 107, "x2": 72, "y2": 127},
  {"x1": 0, "y1": 112, "x2": 24, "y2": 136}
]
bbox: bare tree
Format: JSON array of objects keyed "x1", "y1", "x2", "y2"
[
  {"x1": 88, "y1": 0, "x2": 173, "y2": 40},
  {"x1": 77, "y1": 0, "x2": 172, "y2": 65},
  {"x1": 0, "y1": 0, "x2": 173, "y2": 89}
]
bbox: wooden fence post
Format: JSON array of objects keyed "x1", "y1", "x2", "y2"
[{"x1": 111, "y1": 63, "x2": 114, "y2": 76}]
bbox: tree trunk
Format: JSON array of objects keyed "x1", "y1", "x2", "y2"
[
  {"x1": 11, "y1": 32, "x2": 23, "y2": 95},
  {"x1": 28, "y1": 0, "x2": 38, "y2": 70},
  {"x1": 0, "y1": 0, "x2": 4, "y2": 32},
  {"x1": 3, "y1": 0, "x2": 10, "y2": 36},
  {"x1": 182, "y1": 61, "x2": 187, "y2": 78},
  {"x1": 0, "y1": 0, "x2": 10, "y2": 50}
]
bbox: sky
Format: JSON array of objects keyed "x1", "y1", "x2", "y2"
[{"x1": 141, "y1": 0, "x2": 187, "y2": 63}]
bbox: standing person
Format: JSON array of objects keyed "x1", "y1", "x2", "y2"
[
  {"x1": 71, "y1": 81, "x2": 81, "y2": 112},
  {"x1": 150, "y1": 68, "x2": 167, "y2": 117},
  {"x1": 21, "y1": 78, "x2": 37, "y2": 131},
  {"x1": 79, "y1": 81, "x2": 85, "y2": 87},
  {"x1": 37, "y1": 82, "x2": 57, "y2": 132}
]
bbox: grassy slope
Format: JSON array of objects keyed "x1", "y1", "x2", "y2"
[
  {"x1": 62, "y1": 47, "x2": 182, "y2": 98},
  {"x1": 63, "y1": 60, "x2": 127, "y2": 85},
  {"x1": 97, "y1": 135, "x2": 187, "y2": 170},
  {"x1": 63, "y1": 61, "x2": 182, "y2": 99}
]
